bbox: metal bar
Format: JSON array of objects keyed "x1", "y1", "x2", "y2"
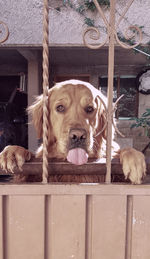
[
  {"x1": 117, "y1": 76, "x2": 120, "y2": 119},
  {"x1": 105, "y1": 0, "x2": 116, "y2": 184},
  {"x1": 83, "y1": 0, "x2": 142, "y2": 158},
  {"x1": 116, "y1": 0, "x2": 135, "y2": 28},
  {"x1": 0, "y1": 21, "x2": 9, "y2": 43},
  {"x1": 42, "y1": 0, "x2": 49, "y2": 183},
  {"x1": 93, "y1": 0, "x2": 109, "y2": 29}
]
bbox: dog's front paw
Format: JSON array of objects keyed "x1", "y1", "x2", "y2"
[
  {"x1": 120, "y1": 148, "x2": 146, "y2": 184},
  {"x1": 0, "y1": 145, "x2": 32, "y2": 173}
]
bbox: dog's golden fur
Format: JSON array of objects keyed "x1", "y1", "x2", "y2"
[
  {"x1": 0, "y1": 80, "x2": 146, "y2": 184},
  {"x1": 30, "y1": 80, "x2": 110, "y2": 159}
]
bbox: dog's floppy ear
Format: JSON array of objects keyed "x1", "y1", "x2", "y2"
[
  {"x1": 96, "y1": 92, "x2": 119, "y2": 156},
  {"x1": 96, "y1": 93, "x2": 107, "y2": 140},
  {"x1": 28, "y1": 89, "x2": 52, "y2": 139}
]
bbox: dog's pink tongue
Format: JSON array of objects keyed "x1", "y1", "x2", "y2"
[{"x1": 67, "y1": 148, "x2": 88, "y2": 165}]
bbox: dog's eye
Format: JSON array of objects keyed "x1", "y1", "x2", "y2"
[
  {"x1": 85, "y1": 106, "x2": 94, "y2": 113},
  {"x1": 56, "y1": 105, "x2": 65, "y2": 112}
]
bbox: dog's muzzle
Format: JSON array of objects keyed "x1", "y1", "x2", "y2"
[
  {"x1": 68, "y1": 128, "x2": 87, "y2": 150},
  {"x1": 67, "y1": 128, "x2": 88, "y2": 165}
]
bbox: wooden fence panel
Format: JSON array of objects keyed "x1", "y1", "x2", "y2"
[
  {"x1": 0, "y1": 185, "x2": 150, "y2": 258},
  {"x1": 0, "y1": 197, "x2": 3, "y2": 259},
  {"x1": 132, "y1": 196, "x2": 150, "y2": 259},
  {"x1": 89, "y1": 195, "x2": 127, "y2": 259},
  {"x1": 5, "y1": 195, "x2": 45, "y2": 259},
  {"x1": 46, "y1": 195, "x2": 86, "y2": 259}
]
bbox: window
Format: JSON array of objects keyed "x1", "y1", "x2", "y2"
[
  {"x1": 54, "y1": 75, "x2": 90, "y2": 83},
  {"x1": 99, "y1": 76, "x2": 138, "y2": 118}
]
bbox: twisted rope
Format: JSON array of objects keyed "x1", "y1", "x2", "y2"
[{"x1": 42, "y1": 0, "x2": 49, "y2": 183}]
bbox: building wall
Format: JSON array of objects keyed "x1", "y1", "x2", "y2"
[{"x1": 0, "y1": 0, "x2": 150, "y2": 46}]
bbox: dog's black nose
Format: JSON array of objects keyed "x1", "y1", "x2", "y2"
[
  {"x1": 69, "y1": 128, "x2": 87, "y2": 148},
  {"x1": 69, "y1": 128, "x2": 87, "y2": 141}
]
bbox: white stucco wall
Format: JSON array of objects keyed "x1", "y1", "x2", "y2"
[
  {"x1": 0, "y1": 0, "x2": 43, "y2": 45},
  {"x1": 0, "y1": 0, "x2": 150, "y2": 46}
]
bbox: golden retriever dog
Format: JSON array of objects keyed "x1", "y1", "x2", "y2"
[{"x1": 0, "y1": 80, "x2": 146, "y2": 184}]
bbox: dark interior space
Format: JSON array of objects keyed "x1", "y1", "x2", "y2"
[{"x1": 0, "y1": 75, "x2": 28, "y2": 151}]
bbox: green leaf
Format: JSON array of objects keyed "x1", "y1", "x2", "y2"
[
  {"x1": 130, "y1": 123, "x2": 138, "y2": 128},
  {"x1": 84, "y1": 17, "x2": 95, "y2": 27}
]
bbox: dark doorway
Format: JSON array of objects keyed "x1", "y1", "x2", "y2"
[{"x1": 0, "y1": 75, "x2": 28, "y2": 152}]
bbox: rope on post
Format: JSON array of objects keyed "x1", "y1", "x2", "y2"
[{"x1": 42, "y1": 0, "x2": 49, "y2": 183}]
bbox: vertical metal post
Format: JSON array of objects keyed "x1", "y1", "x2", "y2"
[
  {"x1": 42, "y1": 0, "x2": 49, "y2": 183},
  {"x1": 83, "y1": 0, "x2": 142, "y2": 184},
  {"x1": 105, "y1": 0, "x2": 116, "y2": 183}
]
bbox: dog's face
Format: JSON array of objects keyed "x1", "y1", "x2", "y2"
[{"x1": 29, "y1": 80, "x2": 107, "y2": 164}]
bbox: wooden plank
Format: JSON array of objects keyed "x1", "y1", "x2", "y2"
[
  {"x1": 125, "y1": 195, "x2": 133, "y2": 259},
  {"x1": 47, "y1": 195, "x2": 86, "y2": 259},
  {"x1": 132, "y1": 196, "x2": 150, "y2": 259},
  {"x1": 1, "y1": 184, "x2": 150, "y2": 196},
  {"x1": 0, "y1": 160, "x2": 109, "y2": 176},
  {"x1": 0, "y1": 159, "x2": 150, "y2": 183},
  {"x1": 6, "y1": 195, "x2": 45, "y2": 259},
  {"x1": 0, "y1": 196, "x2": 3, "y2": 259},
  {"x1": 90, "y1": 195, "x2": 127, "y2": 259}
]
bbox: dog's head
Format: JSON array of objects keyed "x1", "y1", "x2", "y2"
[{"x1": 28, "y1": 80, "x2": 108, "y2": 164}]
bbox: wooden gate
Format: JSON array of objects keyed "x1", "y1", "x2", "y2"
[{"x1": 0, "y1": 184, "x2": 150, "y2": 259}]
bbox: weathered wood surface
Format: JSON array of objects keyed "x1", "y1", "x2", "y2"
[
  {"x1": 0, "y1": 185, "x2": 150, "y2": 259},
  {"x1": 0, "y1": 158, "x2": 150, "y2": 183}
]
